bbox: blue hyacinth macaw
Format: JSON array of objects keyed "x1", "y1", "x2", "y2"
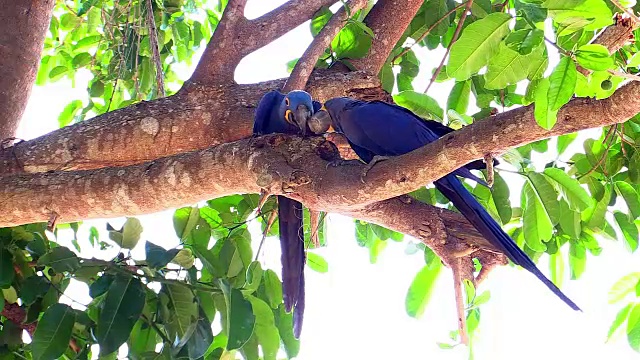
[
  {"x1": 307, "y1": 97, "x2": 581, "y2": 311},
  {"x1": 253, "y1": 90, "x2": 322, "y2": 339}
]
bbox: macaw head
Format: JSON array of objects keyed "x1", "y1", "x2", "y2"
[{"x1": 280, "y1": 90, "x2": 314, "y2": 136}]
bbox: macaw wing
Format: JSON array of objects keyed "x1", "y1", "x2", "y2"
[
  {"x1": 253, "y1": 90, "x2": 284, "y2": 135},
  {"x1": 327, "y1": 99, "x2": 488, "y2": 185},
  {"x1": 312, "y1": 100, "x2": 323, "y2": 113}
]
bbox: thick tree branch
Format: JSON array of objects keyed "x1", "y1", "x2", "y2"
[
  {"x1": 0, "y1": 0, "x2": 55, "y2": 139},
  {"x1": 3, "y1": 81, "x2": 640, "y2": 227},
  {"x1": 349, "y1": 0, "x2": 424, "y2": 75},
  {"x1": 284, "y1": 0, "x2": 368, "y2": 91},
  {"x1": 0, "y1": 71, "x2": 383, "y2": 175},
  {"x1": 192, "y1": 0, "x2": 339, "y2": 84},
  {"x1": 191, "y1": 0, "x2": 248, "y2": 83},
  {"x1": 237, "y1": 0, "x2": 338, "y2": 61}
]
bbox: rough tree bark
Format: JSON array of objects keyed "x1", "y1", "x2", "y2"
[{"x1": 0, "y1": 0, "x2": 55, "y2": 140}]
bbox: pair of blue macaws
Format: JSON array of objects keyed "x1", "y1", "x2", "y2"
[{"x1": 253, "y1": 89, "x2": 581, "y2": 338}]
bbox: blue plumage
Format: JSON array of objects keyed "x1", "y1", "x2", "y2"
[
  {"x1": 253, "y1": 90, "x2": 322, "y2": 339},
  {"x1": 321, "y1": 97, "x2": 581, "y2": 311}
]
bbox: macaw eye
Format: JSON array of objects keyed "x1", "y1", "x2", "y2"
[{"x1": 285, "y1": 98, "x2": 290, "y2": 106}]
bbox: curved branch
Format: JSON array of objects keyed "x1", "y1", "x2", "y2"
[
  {"x1": 193, "y1": 0, "x2": 340, "y2": 84},
  {"x1": 349, "y1": 0, "x2": 425, "y2": 75},
  {"x1": 284, "y1": 0, "x2": 368, "y2": 92},
  {"x1": 191, "y1": 0, "x2": 248, "y2": 83}
]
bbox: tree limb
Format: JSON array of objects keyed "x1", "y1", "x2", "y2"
[
  {"x1": 237, "y1": 0, "x2": 339, "y2": 62},
  {"x1": 0, "y1": 0, "x2": 55, "y2": 140},
  {"x1": 0, "y1": 70, "x2": 382, "y2": 175},
  {"x1": 191, "y1": 0, "x2": 249, "y2": 83},
  {"x1": 349, "y1": 0, "x2": 425, "y2": 75},
  {"x1": 284, "y1": 0, "x2": 368, "y2": 91}
]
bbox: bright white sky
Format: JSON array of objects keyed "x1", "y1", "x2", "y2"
[{"x1": 15, "y1": 0, "x2": 640, "y2": 359}]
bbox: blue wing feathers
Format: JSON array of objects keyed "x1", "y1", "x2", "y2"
[{"x1": 325, "y1": 97, "x2": 580, "y2": 311}]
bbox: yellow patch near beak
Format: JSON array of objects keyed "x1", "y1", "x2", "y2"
[{"x1": 284, "y1": 109, "x2": 294, "y2": 124}]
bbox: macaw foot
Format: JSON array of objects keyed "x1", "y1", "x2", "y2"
[
  {"x1": 325, "y1": 158, "x2": 363, "y2": 169},
  {"x1": 361, "y1": 155, "x2": 391, "y2": 183}
]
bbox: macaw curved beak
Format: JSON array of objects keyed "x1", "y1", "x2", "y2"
[
  {"x1": 308, "y1": 110, "x2": 333, "y2": 134},
  {"x1": 294, "y1": 104, "x2": 312, "y2": 136}
]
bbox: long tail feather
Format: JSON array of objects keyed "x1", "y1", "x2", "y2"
[
  {"x1": 434, "y1": 175, "x2": 581, "y2": 311},
  {"x1": 277, "y1": 196, "x2": 307, "y2": 336}
]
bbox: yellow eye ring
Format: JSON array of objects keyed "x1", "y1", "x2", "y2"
[{"x1": 285, "y1": 97, "x2": 290, "y2": 106}]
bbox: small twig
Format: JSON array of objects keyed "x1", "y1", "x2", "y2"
[
  {"x1": 608, "y1": 0, "x2": 640, "y2": 24},
  {"x1": 309, "y1": 210, "x2": 322, "y2": 247},
  {"x1": 543, "y1": 36, "x2": 571, "y2": 56},
  {"x1": 255, "y1": 208, "x2": 278, "y2": 262},
  {"x1": 609, "y1": 69, "x2": 640, "y2": 82},
  {"x1": 141, "y1": 314, "x2": 171, "y2": 344},
  {"x1": 425, "y1": 0, "x2": 474, "y2": 93},
  {"x1": 451, "y1": 259, "x2": 470, "y2": 345},
  {"x1": 577, "y1": 124, "x2": 617, "y2": 179},
  {"x1": 146, "y1": 0, "x2": 165, "y2": 97},
  {"x1": 484, "y1": 154, "x2": 494, "y2": 187},
  {"x1": 284, "y1": 0, "x2": 368, "y2": 91},
  {"x1": 391, "y1": 2, "x2": 467, "y2": 64}
]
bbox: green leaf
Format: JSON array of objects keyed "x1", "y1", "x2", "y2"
[
  {"x1": 379, "y1": 63, "x2": 395, "y2": 93},
  {"x1": 162, "y1": 283, "x2": 198, "y2": 341},
  {"x1": 615, "y1": 181, "x2": 640, "y2": 219},
  {"x1": 569, "y1": 240, "x2": 586, "y2": 280},
  {"x1": 557, "y1": 133, "x2": 578, "y2": 155},
  {"x1": 310, "y1": 6, "x2": 332, "y2": 37},
  {"x1": 547, "y1": 56, "x2": 577, "y2": 111},
  {"x1": 447, "y1": 81, "x2": 471, "y2": 115},
  {"x1": 484, "y1": 43, "x2": 540, "y2": 90},
  {"x1": 544, "y1": 167, "x2": 593, "y2": 211},
  {"x1": 505, "y1": 28, "x2": 544, "y2": 55},
  {"x1": 96, "y1": 275, "x2": 146, "y2": 355},
  {"x1": 182, "y1": 306, "x2": 215, "y2": 359},
  {"x1": 424, "y1": 0, "x2": 450, "y2": 36},
  {"x1": 405, "y1": 261, "x2": 442, "y2": 318},
  {"x1": 331, "y1": 23, "x2": 372, "y2": 59},
  {"x1": 607, "y1": 303, "x2": 632, "y2": 341},
  {"x1": 145, "y1": 241, "x2": 180, "y2": 269},
  {"x1": 491, "y1": 172, "x2": 512, "y2": 224},
  {"x1": 628, "y1": 304, "x2": 640, "y2": 351},
  {"x1": 72, "y1": 52, "x2": 92, "y2": 69},
  {"x1": 48, "y1": 66, "x2": 68, "y2": 81},
  {"x1": 609, "y1": 272, "x2": 640, "y2": 304},
  {"x1": 306, "y1": 252, "x2": 328, "y2": 273},
  {"x1": 31, "y1": 303, "x2": 76, "y2": 360},
  {"x1": 37, "y1": 247, "x2": 81, "y2": 273},
  {"x1": 629, "y1": 52, "x2": 640, "y2": 67},
  {"x1": 275, "y1": 305, "x2": 300, "y2": 358},
  {"x1": 544, "y1": 0, "x2": 613, "y2": 31},
  {"x1": 522, "y1": 181, "x2": 552, "y2": 252},
  {"x1": 263, "y1": 270, "x2": 283, "y2": 309},
  {"x1": 172, "y1": 248, "x2": 195, "y2": 269},
  {"x1": 89, "y1": 274, "x2": 114, "y2": 298},
  {"x1": 0, "y1": 249, "x2": 15, "y2": 288},
  {"x1": 57, "y1": 100, "x2": 83, "y2": 127},
  {"x1": 20, "y1": 276, "x2": 50, "y2": 306},
  {"x1": 575, "y1": 44, "x2": 614, "y2": 71},
  {"x1": 219, "y1": 280, "x2": 256, "y2": 350},
  {"x1": 246, "y1": 296, "x2": 280, "y2": 360},
  {"x1": 393, "y1": 91, "x2": 444, "y2": 120},
  {"x1": 447, "y1": 13, "x2": 513, "y2": 80},
  {"x1": 528, "y1": 172, "x2": 561, "y2": 225},
  {"x1": 614, "y1": 211, "x2": 639, "y2": 253},
  {"x1": 108, "y1": 217, "x2": 143, "y2": 249},
  {"x1": 558, "y1": 200, "x2": 581, "y2": 238},
  {"x1": 533, "y1": 77, "x2": 558, "y2": 129},
  {"x1": 173, "y1": 206, "x2": 201, "y2": 240}
]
